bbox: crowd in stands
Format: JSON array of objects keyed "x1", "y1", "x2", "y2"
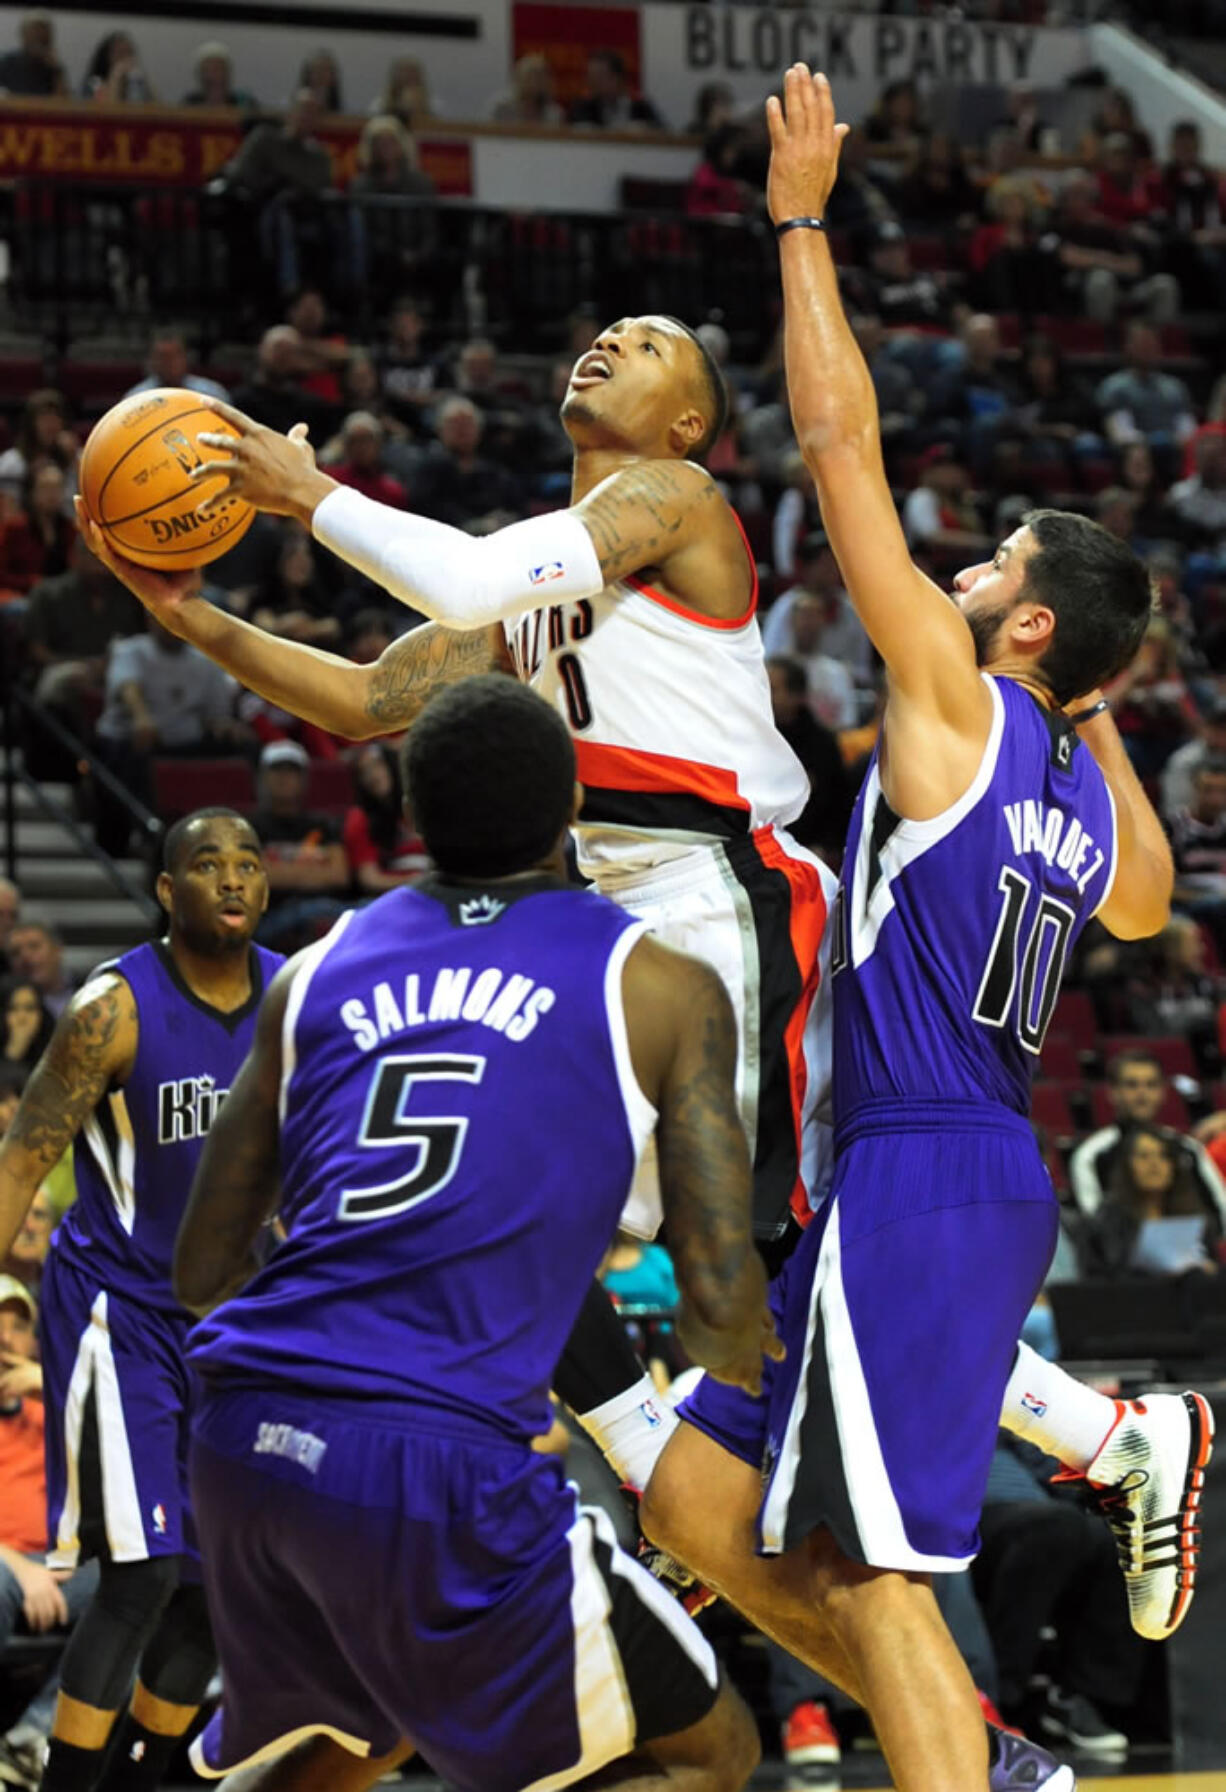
[{"x1": 4, "y1": 20, "x2": 1226, "y2": 1773}]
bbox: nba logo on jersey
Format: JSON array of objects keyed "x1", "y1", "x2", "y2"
[
  {"x1": 152, "y1": 1503, "x2": 167, "y2": 1535},
  {"x1": 1021, "y1": 1392, "x2": 1048, "y2": 1419},
  {"x1": 640, "y1": 1397, "x2": 664, "y2": 1430},
  {"x1": 529, "y1": 561, "x2": 565, "y2": 586},
  {"x1": 459, "y1": 895, "x2": 506, "y2": 926}
]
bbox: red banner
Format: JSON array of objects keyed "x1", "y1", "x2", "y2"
[
  {"x1": 511, "y1": 2, "x2": 642, "y2": 110},
  {"x1": 0, "y1": 103, "x2": 473, "y2": 195}
]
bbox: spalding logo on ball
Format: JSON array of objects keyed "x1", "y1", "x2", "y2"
[{"x1": 80, "y1": 388, "x2": 256, "y2": 570}]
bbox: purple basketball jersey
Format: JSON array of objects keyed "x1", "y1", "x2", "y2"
[
  {"x1": 831, "y1": 676, "x2": 1117, "y2": 1116},
  {"x1": 186, "y1": 878, "x2": 653, "y2": 1442},
  {"x1": 53, "y1": 941, "x2": 283, "y2": 1312}
]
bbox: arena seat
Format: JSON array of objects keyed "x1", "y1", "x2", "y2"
[
  {"x1": 304, "y1": 758, "x2": 354, "y2": 812},
  {"x1": 1038, "y1": 1034, "x2": 1081, "y2": 1081},
  {"x1": 152, "y1": 757, "x2": 255, "y2": 822},
  {"x1": 1030, "y1": 1080, "x2": 1078, "y2": 1137},
  {"x1": 1048, "y1": 989, "x2": 1097, "y2": 1052}
]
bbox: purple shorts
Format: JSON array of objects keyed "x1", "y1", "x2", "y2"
[
  {"x1": 675, "y1": 1254, "x2": 789, "y2": 1471},
  {"x1": 759, "y1": 1105, "x2": 1058, "y2": 1572},
  {"x1": 188, "y1": 1387, "x2": 718, "y2": 1792},
  {"x1": 39, "y1": 1250, "x2": 197, "y2": 1569}
]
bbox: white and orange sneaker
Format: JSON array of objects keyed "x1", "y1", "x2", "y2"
[{"x1": 1083, "y1": 1390, "x2": 1214, "y2": 1640}]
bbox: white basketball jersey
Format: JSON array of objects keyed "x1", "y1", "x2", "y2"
[{"x1": 504, "y1": 542, "x2": 810, "y2": 883}]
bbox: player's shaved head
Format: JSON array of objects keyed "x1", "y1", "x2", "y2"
[
  {"x1": 403, "y1": 677, "x2": 576, "y2": 879},
  {"x1": 163, "y1": 808, "x2": 259, "y2": 874}
]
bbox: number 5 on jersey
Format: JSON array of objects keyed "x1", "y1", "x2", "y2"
[{"x1": 338, "y1": 1053, "x2": 486, "y2": 1222}]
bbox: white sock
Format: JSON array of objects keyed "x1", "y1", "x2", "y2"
[
  {"x1": 577, "y1": 1373, "x2": 678, "y2": 1491},
  {"x1": 999, "y1": 1341, "x2": 1119, "y2": 1472}
]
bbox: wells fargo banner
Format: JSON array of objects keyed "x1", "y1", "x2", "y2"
[{"x1": 0, "y1": 102, "x2": 473, "y2": 195}]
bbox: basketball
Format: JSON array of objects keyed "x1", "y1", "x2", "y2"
[{"x1": 79, "y1": 387, "x2": 255, "y2": 571}]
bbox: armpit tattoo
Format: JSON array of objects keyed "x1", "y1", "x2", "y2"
[
  {"x1": 7, "y1": 979, "x2": 135, "y2": 1167},
  {"x1": 366, "y1": 625, "x2": 498, "y2": 728}
]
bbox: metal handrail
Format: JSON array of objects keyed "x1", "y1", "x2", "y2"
[{"x1": 3, "y1": 684, "x2": 162, "y2": 925}]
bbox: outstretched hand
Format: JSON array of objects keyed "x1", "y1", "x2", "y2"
[
  {"x1": 766, "y1": 65, "x2": 850, "y2": 227},
  {"x1": 192, "y1": 402, "x2": 333, "y2": 525},
  {"x1": 74, "y1": 498, "x2": 201, "y2": 633}
]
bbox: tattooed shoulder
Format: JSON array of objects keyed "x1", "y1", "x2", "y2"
[
  {"x1": 365, "y1": 623, "x2": 500, "y2": 730},
  {"x1": 5, "y1": 974, "x2": 137, "y2": 1169},
  {"x1": 577, "y1": 460, "x2": 721, "y2": 589}
]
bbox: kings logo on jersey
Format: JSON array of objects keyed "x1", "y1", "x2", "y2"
[{"x1": 157, "y1": 1075, "x2": 229, "y2": 1144}]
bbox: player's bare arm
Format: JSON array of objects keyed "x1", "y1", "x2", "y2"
[
  {"x1": 174, "y1": 965, "x2": 290, "y2": 1314},
  {"x1": 1071, "y1": 692, "x2": 1173, "y2": 938},
  {"x1": 78, "y1": 505, "x2": 506, "y2": 738},
  {"x1": 0, "y1": 973, "x2": 137, "y2": 1258},
  {"x1": 766, "y1": 68, "x2": 993, "y2": 796},
  {"x1": 570, "y1": 458, "x2": 748, "y2": 614},
  {"x1": 624, "y1": 937, "x2": 781, "y2": 1395}
]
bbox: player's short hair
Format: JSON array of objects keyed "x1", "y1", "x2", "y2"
[
  {"x1": 1107, "y1": 1048, "x2": 1163, "y2": 1084},
  {"x1": 661, "y1": 317, "x2": 730, "y2": 462},
  {"x1": 162, "y1": 808, "x2": 256, "y2": 874},
  {"x1": 402, "y1": 677, "x2": 575, "y2": 879},
  {"x1": 1020, "y1": 509, "x2": 1152, "y2": 708},
  {"x1": 766, "y1": 654, "x2": 807, "y2": 699}
]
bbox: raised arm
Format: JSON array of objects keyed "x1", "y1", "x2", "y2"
[
  {"x1": 765, "y1": 69, "x2": 988, "y2": 729},
  {"x1": 78, "y1": 504, "x2": 504, "y2": 740},
  {"x1": 174, "y1": 961, "x2": 290, "y2": 1314},
  {"x1": 0, "y1": 974, "x2": 137, "y2": 1259},
  {"x1": 623, "y1": 937, "x2": 780, "y2": 1394},
  {"x1": 1072, "y1": 693, "x2": 1172, "y2": 939}
]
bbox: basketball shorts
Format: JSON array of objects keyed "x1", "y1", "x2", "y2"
[
  {"x1": 188, "y1": 1387, "x2": 720, "y2": 1792},
  {"x1": 758, "y1": 1100, "x2": 1059, "y2": 1572},
  {"x1": 601, "y1": 825, "x2": 836, "y2": 1242},
  {"x1": 40, "y1": 1249, "x2": 197, "y2": 1570}
]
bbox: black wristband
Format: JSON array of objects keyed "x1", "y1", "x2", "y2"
[
  {"x1": 1068, "y1": 698, "x2": 1110, "y2": 727},
  {"x1": 775, "y1": 216, "x2": 826, "y2": 238}
]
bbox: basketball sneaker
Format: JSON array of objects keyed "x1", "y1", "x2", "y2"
[
  {"x1": 782, "y1": 1700, "x2": 840, "y2": 1766},
  {"x1": 1080, "y1": 1390, "x2": 1214, "y2": 1641},
  {"x1": 988, "y1": 1726, "x2": 1076, "y2": 1792}
]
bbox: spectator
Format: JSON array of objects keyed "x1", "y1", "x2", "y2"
[
  {"x1": 22, "y1": 532, "x2": 142, "y2": 739},
  {"x1": 1097, "y1": 322, "x2": 1197, "y2": 453},
  {"x1": 124, "y1": 328, "x2": 230, "y2": 401},
  {"x1": 776, "y1": 594, "x2": 858, "y2": 730},
  {"x1": 847, "y1": 312, "x2": 922, "y2": 450},
  {"x1": 1170, "y1": 755, "x2": 1226, "y2": 948},
  {"x1": 3, "y1": 1187, "x2": 54, "y2": 1294},
  {"x1": 762, "y1": 531, "x2": 873, "y2": 691},
  {"x1": 328, "y1": 412, "x2": 408, "y2": 507},
  {"x1": 0, "y1": 879, "x2": 18, "y2": 979},
  {"x1": 0, "y1": 1064, "x2": 22, "y2": 1135},
  {"x1": 7, "y1": 919, "x2": 75, "y2": 1020},
  {"x1": 229, "y1": 89, "x2": 332, "y2": 203},
  {"x1": 600, "y1": 1231, "x2": 679, "y2": 1312},
  {"x1": 970, "y1": 178, "x2": 1052, "y2": 316},
  {"x1": 1168, "y1": 432, "x2": 1226, "y2": 553},
  {"x1": 686, "y1": 124, "x2": 754, "y2": 217},
  {"x1": 1069, "y1": 1048, "x2": 1226, "y2": 1223},
  {"x1": 0, "y1": 463, "x2": 73, "y2": 596},
  {"x1": 1095, "y1": 132, "x2": 1161, "y2": 229},
  {"x1": 894, "y1": 133, "x2": 980, "y2": 229},
  {"x1": 284, "y1": 287, "x2": 350, "y2": 404},
  {"x1": 490, "y1": 53, "x2": 564, "y2": 127},
  {"x1": 1082, "y1": 1124, "x2": 1220, "y2": 1276},
  {"x1": 1109, "y1": 613, "x2": 1197, "y2": 778},
  {"x1": 0, "y1": 390, "x2": 79, "y2": 511},
  {"x1": 1087, "y1": 86, "x2": 1152, "y2": 161},
  {"x1": 0, "y1": 1276, "x2": 99, "y2": 1790},
  {"x1": 684, "y1": 81, "x2": 735, "y2": 138},
  {"x1": 992, "y1": 85, "x2": 1046, "y2": 155},
  {"x1": 1124, "y1": 916, "x2": 1219, "y2": 1064},
  {"x1": 1117, "y1": 439, "x2": 1171, "y2": 542},
  {"x1": 344, "y1": 743, "x2": 429, "y2": 895},
  {"x1": 378, "y1": 297, "x2": 438, "y2": 432},
  {"x1": 297, "y1": 46, "x2": 342, "y2": 113},
  {"x1": 0, "y1": 12, "x2": 65, "y2": 97},
  {"x1": 1160, "y1": 120, "x2": 1226, "y2": 307},
  {"x1": 350, "y1": 114, "x2": 436, "y2": 199},
  {"x1": 344, "y1": 608, "x2": 396, "y2": 666},
  {"x1": 244, "y1": 526, "x2": 341, "y2": 647},
  {"x1": 974, "y1": 1435, "x2": 1138, "y2": 1752},
  {"x1": 250, "y1": 740, "x2": 350, "y2": 951},
  {"x1": 853, "y1": 220, "x2": 956, "y2": 331},
  {"x1": 231, "y1": 326, "x2": 338, "y2": 439},
  {"x1": 862, "y1": 77, "x2": 925, "y2": 152},
  {"x1": 1042, "y1": 173, "x2": 1178, "y2": 324},
  {"x1": 741, "y1": 372, "x2": 797, "y2": 490},
  {"x1": 374, "y1": 56, "x2": 434, "y2": 129},
  {"x1": 765, "y1": 657, "x2": 854, "y2": 860},
  {"x1": 568, "y1": 50, "x2": 663, "y2": 131},
  {"x1": 82, "y1": 29, "x2": 155, "y2": 103},
  {"x1": 1162, "y1": 695, "x2": 1226, "y2": 816},
  {"x1": 413, "y1": 398, "x2": 523, "y2": 528},
  {"x1": 182, "y1": 40, "x2": 255, "y2": 109},
  {"x1": 1014, "y1": 332, "x2": 1102, "y2": 463},
  {"x1": 901, "y1": 444, "x2": 990, "y2": 556},
  {"x1": 823, "y1": 128, "x2": 897, "y2": 236},
  {"x1": 1, "y1": 978, "x2": 53, "y2": 1074},
  {"x1": 930, "y1": 313, "x2": 1023, "y2": 470}
]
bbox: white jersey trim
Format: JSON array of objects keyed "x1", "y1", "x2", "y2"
[
  {"x1": 50, "y1": 1290, "x2": 148, "y2": 1568},
  {"x1": 279, "y1": 911, "x2": 355, "y2": 1125},
  {"x1": 1091, "y1": 781, "x2": 1120, "y2": 920},
  {"x1": 602, "y1": 922, "x2": 657, "y2": 1177}
]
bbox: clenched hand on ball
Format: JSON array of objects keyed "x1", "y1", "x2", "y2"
[{"x1": 194, "y1": 402, "x2": 338, "y2": 526}]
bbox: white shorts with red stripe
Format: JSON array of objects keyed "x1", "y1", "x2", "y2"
[{"x1": 596, "y1": 826, "x2": 835, "y2": 1244}]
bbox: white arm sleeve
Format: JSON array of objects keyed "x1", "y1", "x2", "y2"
[{"x1": 311, "y1": 486, "x2": 604, "y2": 630}]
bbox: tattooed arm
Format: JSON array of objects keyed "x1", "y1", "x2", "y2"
[
  {"x1": 174, "y1": 963, "x2": 289, "y2": 1314},
  {"x1": 0, "y1": 974, "x2": 138, "y2": 1259},
  {"x1": 623, "y1": 937, "x2": 779, "y2": 1394}
]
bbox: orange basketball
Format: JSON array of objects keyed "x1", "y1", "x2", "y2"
[{"x1": 79, "y1": 388, "x2": 255, "y2": 570}]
